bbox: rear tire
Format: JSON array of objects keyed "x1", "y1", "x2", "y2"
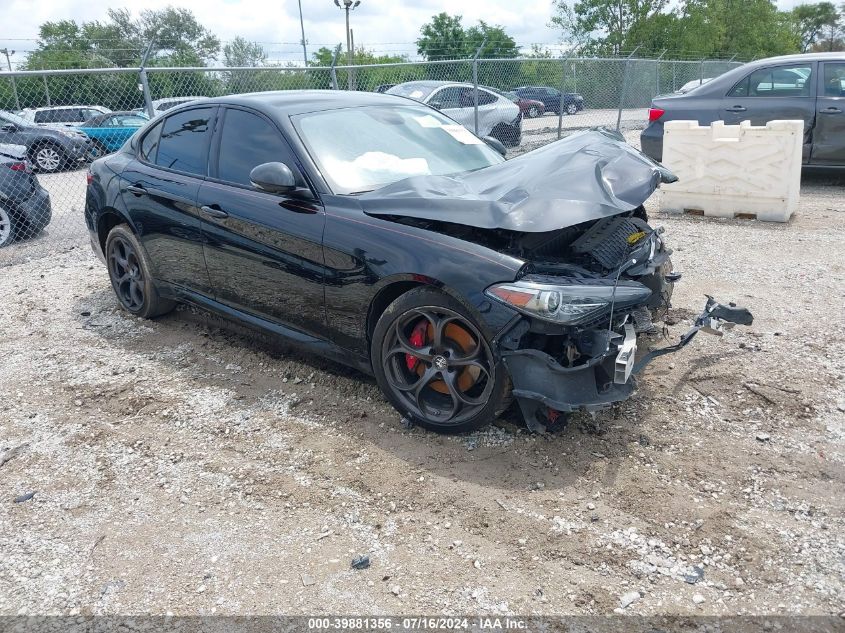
[
  {"x1": 105, "y1": 224, "x2": 176, "y2": 319},
  {"x1": 565, "y1": 103, "x2": 578, "y2": 115},
  {"x1": 371, "y1": 287, "x2": 512, "y2": 433},
  {"x1": 0, "y1": 204, "x2": 19, "y2": 247},
  {"x1": 527, "y1": 105, "x2": 541, "y2": 118},
  {"x1": 30, "y1": 143, "x2": 67, "y2": 173}
]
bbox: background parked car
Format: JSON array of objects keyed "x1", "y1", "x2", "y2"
[
  {"x1": 641, "y1": 52, "x2": 845, "y2": 166},
  {"x1": 512, "y1": 86, "x2": 585, "y2": 115},
  {"x1": 498, "y1": 89, "x2": 545, "y2": 118},
  {"x1": 0, "y1": 143, "x2": 51, "y2": 247},
  {"x1": 374, "y1": 84, "x2": 396, "y2": 93},
  {"x1": 0, "y1": 110, "x2": 91, "y2": 173},
  {"x1": 386, "y1": 81, "x2": 522, "y2": 146},
  {"x1": 77, "y1": 111, "x2": 149, "y2": 157},
  {"x1": 19, "y1": 105, "x2": 110, "y2": 128}
]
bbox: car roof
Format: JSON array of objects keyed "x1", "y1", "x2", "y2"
[
  {"x1": 185, "y1": 90, "x2": 428, "y2": 116},
  {"x1": 27, "y1": 105, "x2": 105, "y2": 112}
]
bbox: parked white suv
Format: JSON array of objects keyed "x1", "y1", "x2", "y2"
[
  {"x1": 387, "y1": 81, "x2": 522, "y2": 147},
  {"x1": 19, "y1": 105, "x2": 111, "y2": 128}
]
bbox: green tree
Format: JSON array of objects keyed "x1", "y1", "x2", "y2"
[
  {"x1": 224, "y1": 37, "x2": 268, "y2": 67},
  {"x1": 550, "y1": 0, "x2": 669, "y2": 55},
  {"x1": 793, "y1": 2, "x2": 840, "y2": 52},
  {"x1": 417, "y1": 13, "x2": 467, "y2": 61},
  {"x1": 464, "y1": 21, "x2": 519, "y2": 58}
]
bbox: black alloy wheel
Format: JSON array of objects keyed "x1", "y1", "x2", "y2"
[
  {"x1": 372, "y1": 288, "x2": 511, "y2": 432},
  {"x1": 105, "y1": 225, "x2": 175, "y2": 319}
]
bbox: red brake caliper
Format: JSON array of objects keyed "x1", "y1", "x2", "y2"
[{"x1": 405, "y1": 320, "x2": 428, "y2": 371}]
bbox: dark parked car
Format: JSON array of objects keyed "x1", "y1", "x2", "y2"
[
  {"x1": 0, "y1": 143, "x2": 52, "y2": 247},
  {"x1": 85, "y1": 91, "x2": 751, "y2": 432},
  {"x1": 641, "y1": 52, "x2": 845, "y2": 166},
  {"x1": 0, "y1": 110, "x2": 91, "y2": 173},
  {"x1": 497, "y1": 89, "x2": 545, "y2": 118},
  {"x1": 512, "y1": 86, "x2": 585, "y2": 115}
]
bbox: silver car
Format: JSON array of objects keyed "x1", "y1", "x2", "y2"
[
  {"x1": 641, "y1": 52, "x2": 845, "y2": 167},
  {"x1": 387, "y1": 81, "x2": 522, "y2": 147}
]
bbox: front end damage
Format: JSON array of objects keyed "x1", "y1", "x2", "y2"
[{"x1": 361, "y1": 128, "x2": 754, "y2": 430}]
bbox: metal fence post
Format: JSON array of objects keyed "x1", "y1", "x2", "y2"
[
  {"x1": 655, "y1": 49, "x2": 666, "y2": 98},
  {"x1": 616, "y1": 46, "x2": 641, "y2": 132},
  {"x1": 472, "y1": 38, "x2": 486, "y2": 136},
  {"x1": 41, "y1": 64, "x2": 51, "y2": 106},
  {"x1": 139, "y1": 42, "x2": 155, "y2": 117},
  {"x1": 330, "y1": 44, "x2": 341, "y2": 90}
]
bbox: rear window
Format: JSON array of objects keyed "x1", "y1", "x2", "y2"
[{"x1": 36, "y1": 109, "x2": 82, "y2": 123}]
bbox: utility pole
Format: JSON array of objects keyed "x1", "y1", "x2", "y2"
[
  {"x1": 0, "y1": 48, "x2": 20, "y2": 111},
  {"x1": 297, "y1": 0, "x2": 308, "y2": 67},
  {"x1": 334, "y1": 0, "x2": 361, "y2": 89}
]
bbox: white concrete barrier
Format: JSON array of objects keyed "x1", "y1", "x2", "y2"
[{"x1": 659, "y1": 120, "x2": 803, "y2": 222}]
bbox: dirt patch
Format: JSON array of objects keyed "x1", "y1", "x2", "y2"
[{"x1": 0, "y1": 179, "x2": 843, "y2": 616}]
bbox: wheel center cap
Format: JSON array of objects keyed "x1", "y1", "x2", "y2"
[{"x1": 433, "y1": 355, "x2": 448, "y2": 370}]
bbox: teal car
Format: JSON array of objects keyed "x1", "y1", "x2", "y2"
[{"x1": 77, "y1": 111, "x2": 148, "y2": 156}]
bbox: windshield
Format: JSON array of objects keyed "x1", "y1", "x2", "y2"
[
  {"x1": 292, "y1": 105, "x2": 504, "y2": 195},
  {"x1": 0, "y1": 110, "x2": 30, "y2": 127},
  {"x1": 385, "y1": 83, "x2": 439, "y2": 102}
]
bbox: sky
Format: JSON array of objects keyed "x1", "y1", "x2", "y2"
[{"x1": 0, "y1": 0, "x2": 811, "y2": 68}]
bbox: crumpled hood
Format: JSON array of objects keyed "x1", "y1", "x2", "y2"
[{"x1": 359, "y1": 128, "x2": 676, "y2": 233}]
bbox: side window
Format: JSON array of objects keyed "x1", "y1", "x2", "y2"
[
  {"x1": 154, "y1": 107, "x2": 214, "y2": 175},
  {"x1": 477, "y1": 90, "x2": 497, "y2": 106},
  {"x1": 216, "y1": 108, "x2": 302, "y2": 188},
  {"x1": 731, "y1": 65, "x2": 813, "y2": 97},
  {"x1": 34, "y1": 110, "x2": 52, "y2": 123},
  {"x1": 430, "y1": 87, "x2": 462, "y2": 109},
  {"x1": 140, "y1": 120, "x2": 163, "y2": 162},
  {"x1": 823, "y1": 63, "x2": 845, "y2": 97}
]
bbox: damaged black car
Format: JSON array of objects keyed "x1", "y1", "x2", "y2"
[{"x1": 84, "y1": 91, "x2": 752, "y2": 433}]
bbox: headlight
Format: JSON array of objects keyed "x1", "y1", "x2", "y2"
[{"x1": 486, "y1": 279, "x2": 651, "y2": 325}]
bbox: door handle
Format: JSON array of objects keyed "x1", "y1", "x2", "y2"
[
  {"x1": 200, "y1": 205, "x2": 229, "y2": 219},
  {"x1": 725, "y1": 105, "x2": 747, "y2": 113},
  {"x1": 821, "y1": 107, "x2": 843, "y2": 114},
  {"x1": 125, "y1": 184, "x2": 147, "y2": 196}
]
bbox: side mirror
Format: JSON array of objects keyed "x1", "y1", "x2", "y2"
[
  {"x1": 428, "y1": 100, "x2": 444, "y2": 110},
  {"x1": 1, "y1": 123, "x2": 17, "y2": 132},
  {"x1": 482, "y1": 136, "x2": 507, "y2": 157},
  {"x1": 249, "y1": 161, "x2": 296, "y2": 193}
]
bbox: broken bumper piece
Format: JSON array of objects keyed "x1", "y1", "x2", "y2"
[{"x1": 503, "y1": 296, "x2": 753, "y2": 431}]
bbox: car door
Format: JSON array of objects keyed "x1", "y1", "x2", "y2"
[
  {"x1": 0, "y1": 113, "x2": 28, "y2": 146},
  {"x1": 117, "y1": 106, "x2": 215, "y2": 295},
  {"x1": 811, "y1": 61, "x2": 845, "y2": 165},
  {"x1": 197, "y1": 106, "x2": 327, "y2": 337},
  {"x1": 428, "y1": 86, "x2": 469, "y2": 127},
  {"x1": 721, "y1": 62, "x2": 816, "y2": 160}
]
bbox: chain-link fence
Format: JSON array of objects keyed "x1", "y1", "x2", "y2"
[{"x1": 0, "y1": 55, "x2": 742, "y2": 261}]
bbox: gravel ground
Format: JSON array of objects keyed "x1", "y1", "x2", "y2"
[{"x1": 0, "y1": 133, "x2": 843, "y2": 617}]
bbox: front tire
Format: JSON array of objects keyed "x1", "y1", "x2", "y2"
[
  {"x1": 371, "y1": 287, "x2": 511, "y2": 433},
  {"x1": 105, "y1": 225, "x2": 175, "y2": 319},
  {"x1": 527, "y1": 105, "x2": 541, "y2": 118},
  {"x1": 565, "y1": 103, "x2": 578, "y2": 115}
]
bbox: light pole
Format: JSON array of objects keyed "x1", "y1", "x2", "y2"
[
  {"x1": 333, "y1": 0, "x2": 361, "y2": 89},
  {"x1": 0, "y1": 48, "x2": 21, "y2": 111}
]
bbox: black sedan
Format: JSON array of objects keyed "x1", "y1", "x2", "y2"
[
  {"x1": 85, "y1": 91, "x2": 751, "y2": 433},
  {"x1": 0, "y1": 143, "x2": 51, "y2": 247}
]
